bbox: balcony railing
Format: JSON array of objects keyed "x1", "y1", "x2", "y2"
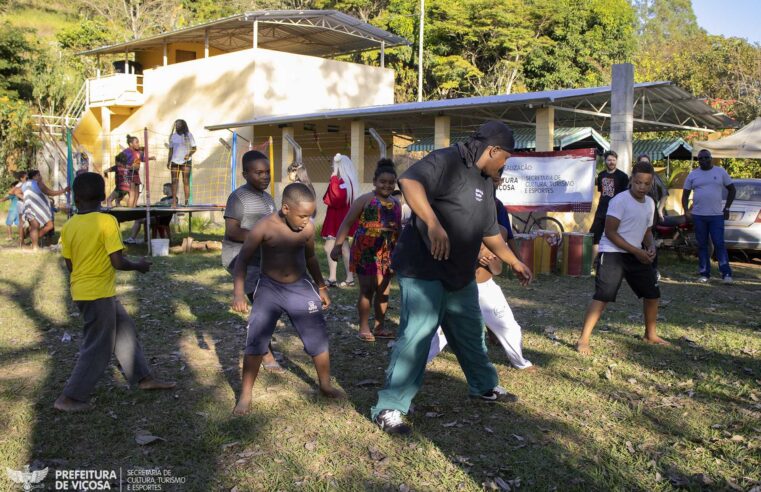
[{"x1": 87, "y1": 73, "x2": 144, "y2": 107}]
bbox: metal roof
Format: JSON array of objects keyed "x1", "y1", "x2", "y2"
[
  {"x1": 406, "y1": 127, "x2": 610, "y2": 152},
  {"x1": 206, "y1": 82, "x2": 736, "y2": 133},
  {"x1": 78, "y1": 10, "x2": 409, "y2": 58},
  {"x1": 633, "y1": 138, "x2": 693, "y2": 161}
]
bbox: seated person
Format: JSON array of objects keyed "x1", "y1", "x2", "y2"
[{"x1": 125, "y1": 183, "x2": 173, "y2": 244}]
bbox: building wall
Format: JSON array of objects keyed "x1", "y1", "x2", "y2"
[{"x1": 73, "y1": 47, "x2": 395, "y2": 206}]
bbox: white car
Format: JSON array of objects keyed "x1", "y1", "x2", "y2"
[{"x1": 724, "y1": 179, "x2": 761, "y2": 258}]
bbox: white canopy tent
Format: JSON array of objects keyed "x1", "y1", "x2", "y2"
[{"x1": 693, "y1": 117, "x2": 761, "y2": 159}]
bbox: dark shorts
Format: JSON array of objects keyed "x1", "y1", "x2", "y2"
[
  {"x1": 170, "y1": 162, "x2": 192, "y2": 171},
  {"x1": 245, "y1": 274, "x2": 328, "y2": 357},
  {"x1": 589, "y1": 215, "x2": 606, "y2": 244},
  {"x1": 593, "y1": 252, "x2": 660, "y2": 303}
]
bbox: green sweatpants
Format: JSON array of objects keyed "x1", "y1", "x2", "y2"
[{"x1": 371, "y1": 275, "x2": 498, "y2": 420}]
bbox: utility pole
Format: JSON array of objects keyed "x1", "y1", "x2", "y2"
[{"x1": 417, "y1": 0, "x2": 425, "y2": 102}]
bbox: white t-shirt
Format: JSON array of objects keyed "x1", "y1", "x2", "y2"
[
  {"x1": 683, "y1": 166, "x2": 732, "y2": 216},
  {"x1": 168, "y1": 132, "x2": 196, "y2": 164},
  {"x1": 598, "y1": 190, "x2": 655, "y2": 253}
]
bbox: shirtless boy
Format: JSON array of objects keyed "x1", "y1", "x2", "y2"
[{"x1": 231, "y1": 183, "x2": 345, "y2": 415}]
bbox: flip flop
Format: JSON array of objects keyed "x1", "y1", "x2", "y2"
[
  {"x1": 357, "y1": 332, "x2": 376, "y2": 342},
  {"x1": 373, "y1": 328, "x2": 395, "y2": 339},
  {"x1": 339, "y1": 280, "x2": 355, "y2": 287},
  {"x1": 262, "y1": 361, "x2": 286, "y2": 373}
]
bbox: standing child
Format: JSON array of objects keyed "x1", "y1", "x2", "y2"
[
  {"x1": 2, "y1": 181, "x2": 20, "y2": 240},
  {"x1": 231, "y1": 182, "x2": 345, "y2": 415},
  {"x1": 576, "y1": 161, "x2": 669, "y2": 355},
  {"x1": 331, "y1": 160, "x2": 401, "y2": 341},
  {"x1": 54, "y1": 172, "x2": 175, "y2": 412},
  {"x1": 104, "y1": 152, "x2": 131, "y2": 207}
]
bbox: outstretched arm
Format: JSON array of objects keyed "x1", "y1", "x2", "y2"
[
  {"x1": 482, "y1": 234, "x2": 532, "y2": 285},
  {"x1": 399, "y1": 177, "x2": 449, "y2": 260},
  {"x1": 231, "y1": 225, "x2": 266, "y2": 312},
  {"x1": 305, "y1": 235, "x2": 330, "y2": 309},
  {"x1": 330, "y1": 194, "x2": 369, "y2": 260}
]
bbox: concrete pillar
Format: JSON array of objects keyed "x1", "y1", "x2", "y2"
[
  {"x1": 535, "y1": 107, "x2": 555, "y2": 152},
  {"x1": 434, "y1": 115, "x2": 450, "y2": 149},
  {"x1": 163, "y1": 42, "x2": 167, "y2": 66},
  {"x1": 351, "y1": 120, "x2": 365, "y2": 183},
  {"x1": 281, "y1": 126, "x2": 294, "y2": 184},
  {"x1": 204, "y1": 30, "x2": 209, "y2": 58},
  {"x1": 610, "y1": 63, "x2": 634, "y2": 174},
  {"x1": 100, "y1": 106, "x2": 111, "y2": 173}
]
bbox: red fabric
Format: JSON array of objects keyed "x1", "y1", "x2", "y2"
[{"x1": 322, "y1": 176, "x2": 356, "y2": 237}]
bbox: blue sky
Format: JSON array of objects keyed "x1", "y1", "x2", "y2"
[{"x1": 692, "y1": 0, "x2": 761, "y2": 44}]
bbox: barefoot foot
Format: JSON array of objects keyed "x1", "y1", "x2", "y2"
[
  {"x1": 138, "y1": 377, "x2": 177, "y2": 390},
  {"x1": 319, "y1": 386, "x2": 346, "y2": 399},
  {"x1": 233, "y1": 395, "x2": 252, "y2": 416},
  {"x1": 643, "y1": 336, "x2": 670, "y2": 346},
  {"x1": 576, "y1": 342, "x2": 593, "y2": 356},
  {"x1": 54, "y1": 395, "x2": 92, "y2": 413}
]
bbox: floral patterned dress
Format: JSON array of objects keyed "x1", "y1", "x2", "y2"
[{"x1": 350, "y1": 195, "x2": 401, "y2": 276}]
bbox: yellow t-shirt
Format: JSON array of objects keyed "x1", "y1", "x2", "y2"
[{"x1": 61, "y1": 212, "x2": 124, "y2": 301}]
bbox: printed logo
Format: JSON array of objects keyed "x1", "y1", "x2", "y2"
[
  {"x1": 493, "y1": 305, "x2": 507, "y2": 319},
  {"x1": 6, "y1": 465, "x2": 48, "y2": 490},
  {"x1": 308, "y1": 300, "x2": 319, "y2": 313},
  {"x1": 475, "y1": 188, "x2": 484, "y2": 202},
  {"x1": 601, "y1": 177, "x2": 615, "y2": 197}
]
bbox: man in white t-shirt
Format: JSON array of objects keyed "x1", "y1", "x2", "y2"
[
  {"x1": 681, "y1": 149, "x2": 736, "y2": 283},
  {"x1": 576, "y1": 161, "x2": 669, "y2": 356}
]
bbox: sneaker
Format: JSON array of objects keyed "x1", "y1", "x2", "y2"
[
  {"x1": 655, "y1": 270, "x2": 661, "y2": 282},
  {"x1": 722, "y1": 275, "x2": 733, "y2": 284},
  {"x1": 124, "y1": 237, "x2": 136, "y2": 244},
  {"x1": 375, "y1": 409, "x2": 411, "y2": 435},
  {"x1": 697, "y1": 276, "x2": 709, "y2": 283},
  {"x1": 472, "y1": 385, "x2": 519, "y2": 403}
]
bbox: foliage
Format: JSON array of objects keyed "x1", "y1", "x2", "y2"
[
  {"x1": 0, "y1": 21, "x2": 37, "y2": 100},
  {"x1": 0, "y1": 97, "x2": 39, "y2": 187}
]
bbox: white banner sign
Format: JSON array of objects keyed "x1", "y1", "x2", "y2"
[{"x1": 496, "y1": 148, "x2": 596, "y2": 212}]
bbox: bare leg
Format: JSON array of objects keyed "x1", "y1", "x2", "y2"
[
  {"x1": 642, "y1": 298, "x2": 668, "y2": 345},
  {"x1": 261, "y1": 345, "x2": 284, "y2": 373},
  {"x1": 171, "y1": 167, "x2": 180, "y2": 207},
  {"x1": 342, "y1": 241, "x2": 353, "y2": 284},
  {"x1": 234, "y1": 354, "x2": 263, "y2": 415},
  {"x1": 7, "y1": 225, "x2": 12, "y2": 239},
  {"x1": 129, "y1": 183, "x2": 140, "y2": 207},
  {"x1": 18, "y1": 222, "x2": 25, "y2": 246},
  {"x1": 373, "y1": 274, "x2": 392, "y2": 333},
  {"x1": 29, "y1": 219, "x2": 40, "y2": 250},
  {"x1": 39, "y1": 220, "x2": 55, "y2": 238},
  {"x1": 323, "y1": 238, "x2": 338, "y2": 282},
  {"x1": 182, "y1": 168, "x2": 191, "y2": 205},
  {"x1": 129, "y1": 221, "x2": 142, "y2": 240},
  {"x1": 576, "y1": 299, "x2": 607, "y2": 355},
  {"x1": 357, "y1": 275, "x2": 375, "y2": 338},
  {"x1": 312, "y1": 351, "x2": 345, "y2": 399}
]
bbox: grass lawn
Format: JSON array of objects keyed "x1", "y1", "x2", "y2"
[{"x1": 0, "y1": 217, "x2": 759, "y2": 491}]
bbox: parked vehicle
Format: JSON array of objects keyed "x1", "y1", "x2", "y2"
[
  {"x1": 653, "y1": 215, "x2": 699, "y2": 260},
  {"x1": 723, "y1": 179, "x2": 761, "y2": 259}
]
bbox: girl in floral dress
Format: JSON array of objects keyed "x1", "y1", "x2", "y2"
[{"x1": 331, "y1": 160, "x2": 401, "y2": 341}]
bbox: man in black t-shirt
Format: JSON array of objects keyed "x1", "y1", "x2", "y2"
[
  {"x1": 590, "y1": 150, "x2": 629, "y2": 248},
  {"x1": 371, "y1": 121, "x2": 533, "y2": 435}
]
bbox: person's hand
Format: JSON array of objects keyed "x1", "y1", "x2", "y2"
[
  {"x1": 657, "y1": 211, "x2": 665, "y2": 223},
  {"x1": 427, "y1": 221, "x2": 450, "y2": 260},
  {"x1": 319, "y1": 287, "x2": 331, "y2": 310},
  {"x1": 135, "y1": 257, "x2": 152, "y2": 273},
  {"x1": 64, "y1": 186, "x2": 71, "y2": 193},
  {"x1": 646, "y1": 243, "x2": 657, "y2": 260},
  {"x1": 329, "y1": 244, "x2": 343, "y2": 262},
  {"x1": 723, "y1": 208, "x2": 730, "y2": 220},
  {"x1": 634, "y1": 248, "x2": 653, "y2": 265},
  {"x1": 478, "y1": 253, "x2": 496, "y2": 267},
  {"x1": 510, "y1": 260, "x2": 533, "y2": 286},
  {"x1": 232, "y1": 293, "x2": 249, "y2": 313},
  {"x1": 103, "y1": 172, "x2": 108, "y2": 177},
  {"x1": 684, "y1": 210, "x2": 692, "y2": 222}
]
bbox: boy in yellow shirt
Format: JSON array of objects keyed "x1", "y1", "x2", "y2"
[{"x1": 54, "y1": 172, "x2": 175, "y2": 412}]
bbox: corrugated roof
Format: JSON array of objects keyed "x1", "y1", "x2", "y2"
[
  {"x1": 206, "y1": 82, "x2": 736, "y2": 132},
  {"x1": 406, "y1": 127, "x2": 610, "y2": 152},
  {"x1": 78, "y1": 10, "x2": 409, "y2": 58},
  {"x1": 633, "y1": 138, "x2": 693, "y2": 161}
]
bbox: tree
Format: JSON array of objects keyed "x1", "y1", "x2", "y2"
[
  {"x1": 0, "y1": 22, "x2": 37, "y2": 100},
  {"x1": 78, "y1": 0, "x2": 181, "y2": 40},
  {"x1": 0, "y1": 97, "x2": 39, "y2": 187}
]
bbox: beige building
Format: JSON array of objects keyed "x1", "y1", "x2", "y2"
[{"x1": 71, "y1": 11, "x2": 406, "y2": 205}]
